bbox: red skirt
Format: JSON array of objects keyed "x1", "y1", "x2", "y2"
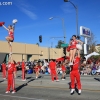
[
  {"x1": 34, "y1": 68, "x2": 39, "y2": 72},
  {"x1": 70, "y1": 45, "x2": 77, "y2": 50},
  {"x1": 62, "y1": 66, "x2": 66, "y2": 71},
  {"x1": 14, "y1": 68, "x2": 17, "y2": 72}
]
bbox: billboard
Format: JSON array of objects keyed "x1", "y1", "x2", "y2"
[{"x1": 80, "y1": 26, "x2": 91, "y2": 37}]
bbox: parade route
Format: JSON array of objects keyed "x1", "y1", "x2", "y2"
[{"x1": 0, "y1": 71, "x2": 100, "y2": 100}]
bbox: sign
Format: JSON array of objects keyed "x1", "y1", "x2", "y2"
[
  {"x1": 61, "y1": 44, "x2": 68, "y2": 47},
  {"x1": 80, "y1": 26, "x2": 91, "y2": 37}
]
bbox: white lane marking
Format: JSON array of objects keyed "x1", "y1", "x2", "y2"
[{"x1": 0, "y1": 94, "x2": 46, "y2": 100}]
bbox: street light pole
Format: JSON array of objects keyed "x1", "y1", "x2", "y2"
[
  {"x1": 49, "y1": 17, "x2": 66, "y2": 43},
  {"x1": 64, "y1": 0, "x2": 78, "y2": 36},
  {"x1": 48, "y1": 37, "x2": 60, "y2": 61}
]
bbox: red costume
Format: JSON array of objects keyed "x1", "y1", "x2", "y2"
[
  {"x1": 34, "y1": 67, "x2": 39, "y2": 73},
  {"x1": 38, "y1": 65, "x2": 41, "y2": 70},
  {"x1": 13, "y1": 64, "x2": 17, "y2": 72},
  {"x1": 6, "y1": 63, "x2": 15, "y2": 92},
  {"x1": 21, "y1": 62, "x2": 25, "y2": 80},
  {"x1": 61, "y1": 65, "x2": 66, "y2": 72},
  {"x1": 70, "y1": 56, "x2": 81, "y2": 89},
  {"x1": 49, "y1": 61, "x2": 58, "y2": 81},
  {"x1": 2, "y1": 63, "x2": 6, "y2": 78},
  {"x1": 9, "y1": 31, "x2": 14, "y2": 40},
  {"x1": 70, "y1": 40, "x2": 78, "y2": 49}
]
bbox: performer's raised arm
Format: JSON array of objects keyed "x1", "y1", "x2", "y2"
[{"x1": 2, "y1": 25, "x2": 9, "y2": 31}]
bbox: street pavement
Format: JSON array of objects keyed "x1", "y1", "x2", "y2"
[{"x1": 0, "y1": 71, "x2": 100, "y2": 100}]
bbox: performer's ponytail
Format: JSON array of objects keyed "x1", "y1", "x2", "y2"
[{"x1": 76, "y1": 35, "x2": 80, "y2": 40}]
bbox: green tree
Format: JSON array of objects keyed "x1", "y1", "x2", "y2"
[{"x1": 55, "y1": 40, "x2": 64, "y2": 48}]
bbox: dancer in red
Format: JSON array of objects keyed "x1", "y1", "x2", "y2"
[
  {"x1": 13, "y1": 60, "x2": 17, "y2": 78},
  {"x1": 2, "y1": 25, "x2": 14, "y2": 54},
  {"x1": 61, "y1": 62, "x2": 66, "y2": 80},
  {"x1": 5, "y1": 56, "x2": 16, "y2": 94},
  {"x1": 1, "y1": 62, "x2": 7, "y2": 79},
  {"x1": 70, "y1": 50, "x2": 81, "y2": 95},
  {"x1": 34, "y1": 63, "x2": 40, "y2": 79},
  {"x1": 69, "y1": 35, "x2": 83, "y2": 65},
  {"x1": 21, "y1": 59, "x2": 26, "y2": 81},
  {"x1": 49, "y1": 59, "x2": 59, "y2": 82}
]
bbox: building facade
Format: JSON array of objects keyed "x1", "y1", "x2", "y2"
[{"x1": 0, "y1": 41, "x2": 69, "y2": 63}]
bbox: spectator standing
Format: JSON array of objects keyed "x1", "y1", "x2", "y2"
[{"x1": 91, "y1": 63, "x2": 97, "y2": 75}]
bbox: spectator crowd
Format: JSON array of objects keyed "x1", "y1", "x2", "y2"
[{"x1": 0, "y1": 57, "x2": 100, "y2": 80}]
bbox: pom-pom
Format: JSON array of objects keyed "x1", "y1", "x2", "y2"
[
  {"x1": 76, "y1": 44, "x2": 82, "y2": 50},
  {"x1": 12, "y1": 19, "x2": 18, "y2": 24},
  {"x1": 0, "y1": 22, "x2": 5, "y2": 26}
]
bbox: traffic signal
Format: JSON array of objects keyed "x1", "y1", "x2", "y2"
[
  {"x1": 63, "y1": 47, "x2": 66, "y2": 55},
  {"x1": 64, "y1": 0, "x2": 69, "y2": 2},
  {"x1": 39, "y1": 35, "x2": 42, "y2": 43}
]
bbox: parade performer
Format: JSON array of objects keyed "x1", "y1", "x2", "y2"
[
  {"x1": 2, "y1": 24, "x2": 14, "y2": 54},
  {"x1": 70, "y1": 50, "x2": 82, "y2": 95},
  {"x1": 2, "y1": 19, "x2": 17, "y2": 54},
  {"x1": 61, "y1": 62, "x2": 66, "y2": 80},
  {"x1": 69, "y1": 35, "x2": 83, "y2": 65},
  {"x1": 49, "y1": 59, "x2": 59, "y2": 82},
  {"x1": 34, "y1": 63, "x2": 40, "y2": 79},
  {"x1": 1, "y1": 62, "x2": 7, "y2": 79},
  {"x1": 5, "y1": 56, "x2": 16, "y2": 94},
  {"x1": 13, "y1": 60, "x2": 17, "y2": 78},
  {"x1": 21, "y1": 59, "x2": 26, "y2": 81}
]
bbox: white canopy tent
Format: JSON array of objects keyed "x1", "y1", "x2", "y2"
[{"x1": 85, "y1": 52, "x2": 100, "y2": 61}]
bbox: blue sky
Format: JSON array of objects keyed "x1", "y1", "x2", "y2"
[{"x1": 0, "y1": 0, "x2": 100, "y2": 47}]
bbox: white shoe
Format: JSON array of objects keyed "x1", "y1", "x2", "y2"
[
  {"x1": 10, "y1": 52, "x2": 12, "y2": 55},
  {"x1": 69, "y1": 62, "x2": 71, "y2": 65},
  {"x1": 5, "y1": 91, "x2": 10, "y2": 93},
  {"x1": 36, "y1": 77, "x2": 38, "y2": 79},
  {"x1": 12, "y1": 91, "x2": 16, "y2": 94},
  {"x1": 22, "y1": 79, "x2": 26, "y2": 81},
  {"x1": 3, "y1": 78, "x2": 6, "y2": 79},
  {"x1": 69, "y1": 62, "x2": 73, "y2": 65},
  {"x1": 9, "y1": 52, "x2": 12, "y2": 56},
  {"x1": 56, "y1": 80, "x2": 59, "y2": 82},
  {"x1": 78, "y1": 89, "x2": 81, "y2": 95},
  {"x1": 62, "y1": 79, "x2": 65, "y2": 80},
  {"x1": 70, "y1": 62, "x2": 73, "y2": 65},
  {"x1": 70, "y1": 89, "x2": 75, "y2": 95}
]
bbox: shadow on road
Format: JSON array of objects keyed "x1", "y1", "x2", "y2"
[
  {"x1": 16, "y1": 78, "x2": 35, "y2": 92},
  {"x1": 94, "y1": 78, "x2": 100, "y2": 82},
  {"x1": 27, "y1": 79, "x2": 35, "y2": 83},
  {"x1": 26, "y1": 77, "x2": 32, "y2": 80},
  {"x1": 16, "y1": 83, "x2": 28, "y2": 92},
  {"x1": 0, "y1": 80, "x2": 4, "y2": 83},
  {"x1": 17, "y1": 75, "x2": 21, "y2": 78}
]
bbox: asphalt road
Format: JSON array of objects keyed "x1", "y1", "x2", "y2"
[{"x1": 0, "y1": 71, "x2": 100, "y2": 100}]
